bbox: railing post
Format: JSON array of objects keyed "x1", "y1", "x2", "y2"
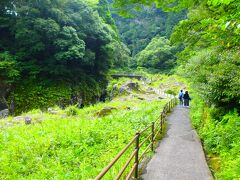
[
  {"x1": 134, "y1": 133, "x2": 140, "y2": 179},
  {"x1": 160, "y1": 113, "x2": 163, "y2": 133},
  {"x1": 151, "y1": 122, "x2": 154, "y2": 151}
]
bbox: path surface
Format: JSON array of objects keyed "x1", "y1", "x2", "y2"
[{"x1": 142, "y1": 106, "x2": 213, "y2": 180}]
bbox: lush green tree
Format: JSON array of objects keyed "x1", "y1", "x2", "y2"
[
  {"x1": 0, "y1": 0, "x2": 130, "y2": 113},
  {"x1": 182, "y1": 48, "x2": 240, "y2": 112},
  {"x1": 136, "y1": 36, "x2": 180, "y2": 71},
  {"x1": 112, "y1": 0, "x2": 195, "y2": 13},
  {"x1": 0, "y1": 52, "x2": 19, "y2": 109},
  {"x1": 112, "y1": 5, "x2": 186, "y2": 55},
  {"x1": 171, "y1": 0, "x2": 240, "y2": 112}
]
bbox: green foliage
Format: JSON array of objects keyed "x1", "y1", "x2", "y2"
[
  {"x1": 171, "y1": 0, "x2": 240, "y2": 178},
  {"x1": 9, "y1": 72, "x2": 107, "y2": 114},
  {"x1": 190, "y1": 94, "x2": 240, "y2": 178},
  {"x1": 0, "y1": 98, "x2": 168, "y2": 179},
  {"x1": 0, "y1": 52, "x2": 19, "y2": 84},
  {"x1": 10, "y1": 82, "x2": 72, "y2": 114},
  {"x1": 113, "y1": 6, "x2": 186, "y2": 55},
  {"x1": 112, "y1": 0, "x2": 195, "y2": 12},
  {"x1": 65, "y1": 106, "x2": 79, "y2": 116},
  {"x1": 54, "y1": 26, "x2": 85, "y2": 62},
  {"x1": 180, "y1": 47, "x2": 240, "y2": 112},
  {"x1": 0, "y1": 0, "x2": 130, "y2": 113},
  {"x1": 98, "y1": 0, "x2": 116, "y2": 28},
  {"x1": 136, "y1": 36, "x2": 180, "y2": 72},
  {"x1": 0, "y1": 52, "x2": 20, "y2": 108}
]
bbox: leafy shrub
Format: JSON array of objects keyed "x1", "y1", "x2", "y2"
[
  {"x1": 0, "y1": 99, "x2": 168, "y2": 179},
  {"x1": 182, "y1": 47, "x2": 240, "y2": 113},
  {"x1": 165, "y1": 89, "x2": 177, "y2": 95},
  {"x1": 136, "y1": 36, "x2": 178, "y2": 71},
  {"x1": 190, "y1": 94, "x2": 240, "y2": 178},
  {"x1": 65, "y1": 106, "x2": 79, "y2": 116}
]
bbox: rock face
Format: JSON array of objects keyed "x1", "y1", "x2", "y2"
[
  {"x1": 124, "y1": 81, "x2": 139, "y2": 90},
  {"x1": 0, "y1": 109, "x2": 9, "y2": 119},
  {"x1": 119, "y1": 81, "x2": 139, "y2": 95},
  {"x1": 109, "y1": 84, "x2": 118, "y2": 99},
  {"x1": 96, "y1": 106, "x2": 117, "y2": 117},
  {"x1": 69, "y1": 95, "x2": 84, "y2": 108}
]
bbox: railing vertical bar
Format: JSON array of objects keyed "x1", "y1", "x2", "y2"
[
  {"x1": 134, "y1": 133, "x2": 140, "y2": 179},
  {"x1": 151, "y1": 122, "x2": 154, "y2": 151},
  {"x1": 160, "y1": 113, "x2": 163, "y2": 133}
]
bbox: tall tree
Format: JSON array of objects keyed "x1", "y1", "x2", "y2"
[{"x1": 0, "y1": 0, "x2": 130, "y2": 113}]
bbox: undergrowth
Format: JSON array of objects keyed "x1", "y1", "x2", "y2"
[
  {"x1": 190, "y1": 94, "x2": 240, "y2": 179},
  {"x1": 0, "y1": 98, "x2": 168, "y2": 179}
]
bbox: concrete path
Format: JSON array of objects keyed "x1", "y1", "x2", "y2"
[{"x1": 142, "y1": 106, "x2": 213, "y2": 180}]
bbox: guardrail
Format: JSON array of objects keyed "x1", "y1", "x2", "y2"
[{"x1": 95, "y1": 97, "x2": 178, "y2": 180}]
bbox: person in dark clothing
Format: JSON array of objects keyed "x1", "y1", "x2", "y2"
[{"x1": 183, "y1": 91, "x2": 191, "y2": 106}]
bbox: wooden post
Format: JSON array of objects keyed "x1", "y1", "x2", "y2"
[
  {"x1": 160, "y1": 113, "x2": 163, "y2": 133},
  {"x1": 134, "y1": 133, "x2": 140, "y2": 179},
  {"x1": 151, "y1": 122, "x2": 154, "y2": 151}
]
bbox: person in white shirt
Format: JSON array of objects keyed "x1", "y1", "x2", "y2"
[{"x1": 178, "y1": 90, "x2": 184, "y2": 106}]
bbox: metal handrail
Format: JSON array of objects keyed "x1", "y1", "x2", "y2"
[
  {"x1": 126, "y1": 163, "x2": 137, "y2": 180},
  {"x1": 95, "y1": 135, "x2": 138, "y2": 180},
  {"x1": 95, "y1": 97, "x2": 178, "y2": 180},
  {"x1": 139, "y1": 143, "x2": 152, "y2": 161},
  {"x1": 139, "y1": 124, "x2": 152, "y2": 134},
  {"x1": 115, "y1": 149, "x2": 137, "y2": 179},
  {"x1": 139, "y1": 133, "x2": 152, "y2": 148}
]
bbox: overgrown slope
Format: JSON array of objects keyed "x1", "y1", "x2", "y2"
[{"x1": 0, "y1": 75, "x2": 184, "y2": 179}]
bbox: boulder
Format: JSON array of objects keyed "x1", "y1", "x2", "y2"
[
  {"x1": 119, "y1": 87, "x2": 131, "y2": 95},
  {"x1": 145, "y1": 87, "x2": 156, "y2": 94},
  {"x1": 109, "y1": 84, "x2": 119, "y2": 99},
  {"x1": 0, "y1": 109, "x2": 9, "y2": 119},
  {"x1": 25, "y1": 116, "x2": 32, "y2": 125},
  {"x1": 119, "y1": 81, "x2": 139, "y2": 95},
  {"x1": 124, "y1": 81, "x2": 139, "y2": 90},
  {"x1": 113, "y1": 84, "x2": 118, "y2": 91},
  {"x1": 48, "y1": 108, "x2": 58, "y2": 114},
  {"x1": 96, "y1": 106, "x2": 117, "y2": 117}
]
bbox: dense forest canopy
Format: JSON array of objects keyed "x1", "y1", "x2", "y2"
[
  {"x1": 0, "y1": 0, "x2": 240, "y2": 179},
  {"x1": 0, "y1": 0, "x2": 130, "y2": 113},
  {"x1": 0, "y1": 0, "x2": 188, "y2": 113},
  {"x1": 113, "y1": 0, "x2": 240, "y2": 112},
  {"x1": 112, "y1": 0, "x2": 240, "y2": 178},
  {"x1": 112, "y1": 6, "x2": 186, "y2": 55}
]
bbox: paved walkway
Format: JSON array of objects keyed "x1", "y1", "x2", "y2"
[{"x1": 142, "y1": 106, "x2": 213, "y2": 180}]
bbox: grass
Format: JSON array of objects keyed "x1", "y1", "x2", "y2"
[
  {"x1": 0, "y1": 74, "x2": 185, "y2": 179},
  {"x1": 190, "y1": 93, "x2": 240, "y2": 179},
  {"x1": 0, "y1": 96, "x2": 169, "y2": 179}
]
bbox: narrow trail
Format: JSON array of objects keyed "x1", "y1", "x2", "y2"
[{"x1": 142, "y1": 106, "x2": 213, "y2": 180}]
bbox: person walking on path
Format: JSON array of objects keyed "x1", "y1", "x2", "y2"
[
  {"x1": 178, "y1": 90, "x2": 184, "y2": 106},
  {"x1": 183, "y1": 91, "x2": 191, "y2": 106}
]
